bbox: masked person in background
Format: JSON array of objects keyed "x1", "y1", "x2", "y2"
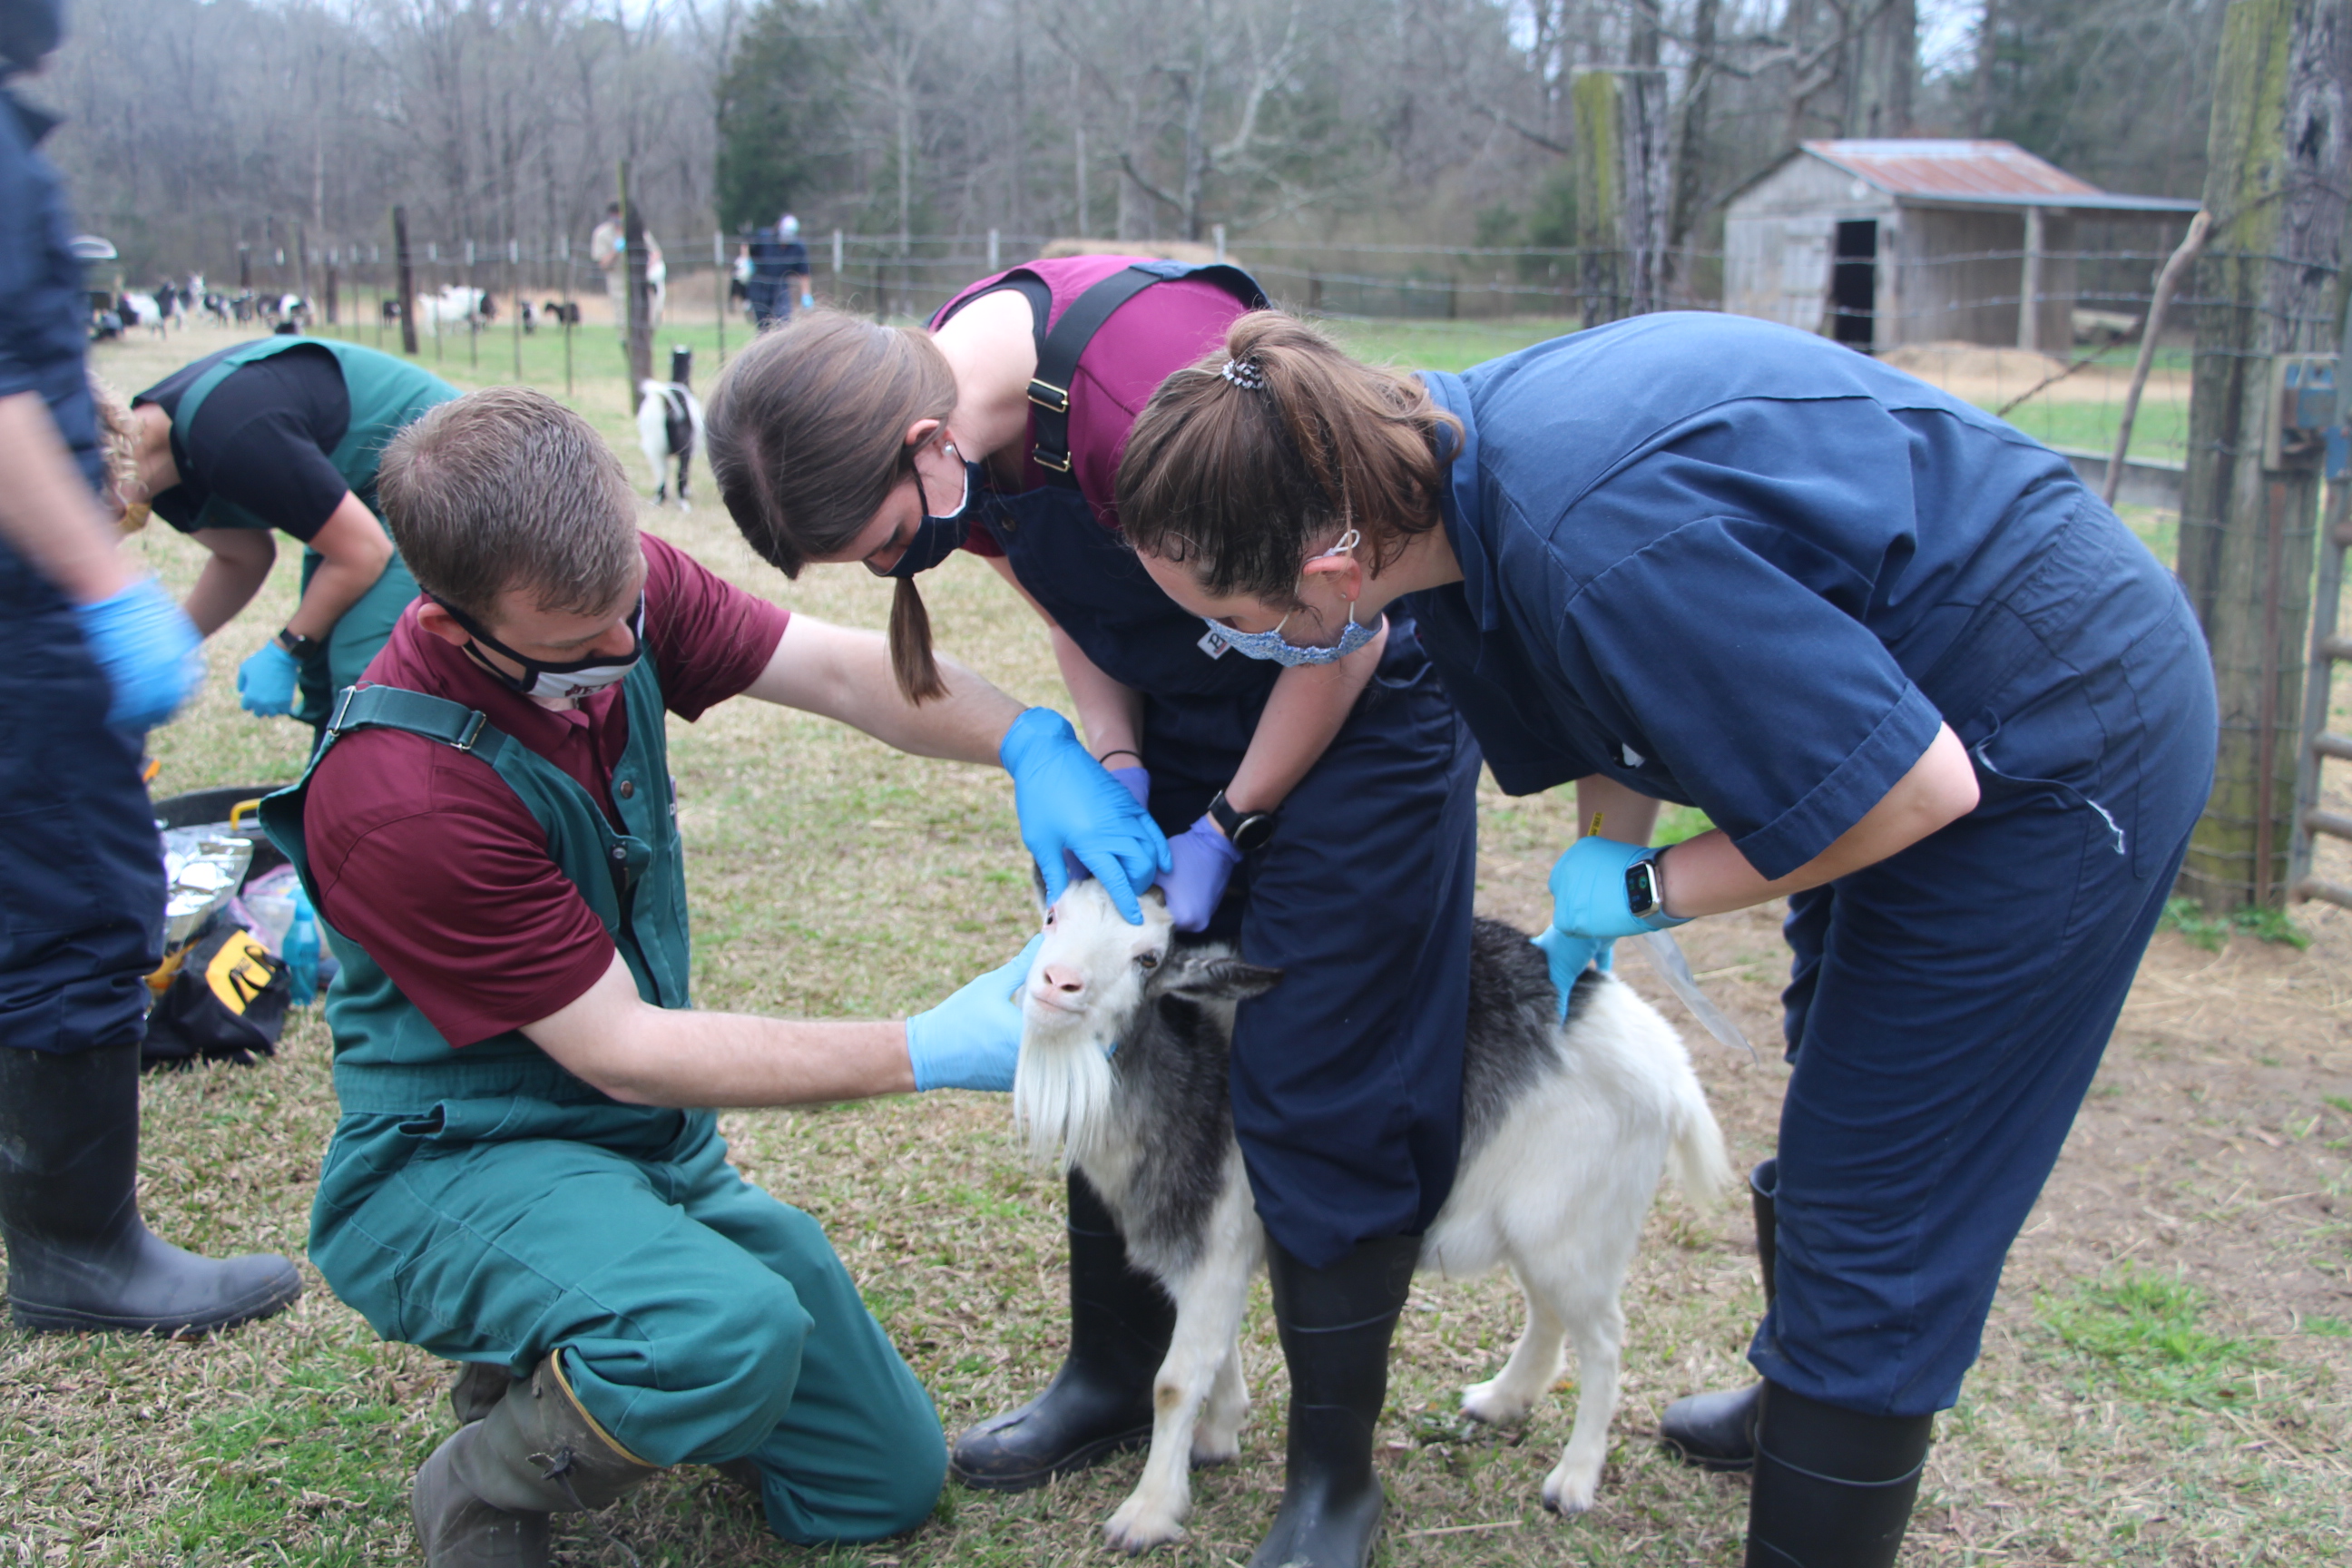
[
  {"x1": 0, "y1": 0, "x2": 303, "y2": 1337},
  {"x1": 703, "y1": 257, "x2": 1482, "y2": 1568},
  {"x1": 97, "y1": 338, "x2": 458, "y2": 739}
]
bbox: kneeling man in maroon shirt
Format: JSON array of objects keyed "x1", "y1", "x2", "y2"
[{"x1": 263, "y1": 387, "x2": 1152, "y2": 1563}]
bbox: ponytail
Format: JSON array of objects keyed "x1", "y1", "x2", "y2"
[
  {"x1": 1116, "y1": 311, "x2": 1457, "y2": 603},
  {"x1": 706, "y1": 309, "x2": 959, "y2": 701}
]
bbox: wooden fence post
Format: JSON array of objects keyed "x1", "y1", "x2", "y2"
[
  {"x1": 619, "y1": 160, "x2": 652, "y2": 388},
  {"x1": 2177, "y1": 0, "x2": 2352, "y2": 910},
  {"x1": 392, "y1": 206, "x2": 418, "y2": 357}
]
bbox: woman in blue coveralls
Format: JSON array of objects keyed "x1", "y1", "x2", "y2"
[
  {"x1": 704, "y1": 258, "x2": 1481, "y2": 1568},
  {"x1": 1114, "y1": 310, "x2": 2219, "y2": 1568}
]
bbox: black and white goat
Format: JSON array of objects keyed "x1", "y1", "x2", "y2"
[
  {"x1": 1016, "y1": 879, "x2": 1730, "y2": 1550},
  {"x1": 635, "y1": 345, "x2": 703, "y2": 507}
]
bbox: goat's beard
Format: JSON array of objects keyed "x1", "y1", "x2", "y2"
[{"x1": 1012, "y1": 1018, "x2": 1119, "y2": 1171}]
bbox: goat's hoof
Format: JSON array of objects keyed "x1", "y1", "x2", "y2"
[
  {"x1": 1103, "y1": 1498, "x2": 1187, "y2": 1553},
  {"x1": 1188, "y1": 1435, "x2": 1240, "y2": 1468},
  {"x1": 1540, "y1": 1463, "x2": 1600, "y2": 1515},
  {"x1": 1460, "y1": 1379, "x2": 1534, "y2": 1427}
]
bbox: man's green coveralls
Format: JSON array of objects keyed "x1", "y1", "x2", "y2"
[
  {"x1": 261, "y1": 656, "x2": 947, "y2": 1543},
  {"x1": 155, "y1": 337, "x2": 454, "y2": 728}
]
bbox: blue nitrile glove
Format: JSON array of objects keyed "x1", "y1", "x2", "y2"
[
  {"x1": 284, "y1": 884, "x2": 320, "y2": 1006},
  {"x1": 906, "y1": 933, "x2": 1046, "y2": 1092},
  {"x1": 1532, "y1": 926, "x2": 1615, "y2": 1017},
  {"x1": 1000, "y1": 708, "x2": 1171, "y2": 924},
  {"x1": 1546, "y1": 836, "x2": 1691, "y2": 941},
  {"x1": 800, "y1": 292, "x2": 816, "y2": 310},
  {"x1": 1107, "y1": 766, "x2": 1150, "y2": 808},
  {"x1": 73, "y1": 578, "x2": 202, "y2": 732},
  {"x1": 1161, "y1": 815, "x2": 1242, "y2": 933},
  {"x1": 236, "y1": 640, "x2": 300, "y2": 717}
]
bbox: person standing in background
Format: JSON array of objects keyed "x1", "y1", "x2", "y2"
[
  {"x1": 0, "y1": 0, "x2": 303, "y2": 1337},
  {"x1": 747, "y1": 212, "x2": 812, "y2": 329}
]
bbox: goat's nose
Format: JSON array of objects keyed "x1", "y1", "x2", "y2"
[{"x1": 1040, "y1": 964, "x2": 1085, "y2": 995}]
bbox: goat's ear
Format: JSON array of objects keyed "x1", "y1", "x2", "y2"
[{"x1": 1161, "y1": 953, "x2": 1283, "y2": 1004}]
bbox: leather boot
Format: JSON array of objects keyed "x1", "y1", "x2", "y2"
[
  {"x1": 1746, "y1": 1382, "x2": 1933, "y2": 1568},
  {"x1": 1660, "y1": 1156, "x2": 1776, "y2": 1470},
  {"x1": 950, "y1": 1171, "x2": 1176, "y2": 1490},
  {"x1": 411, "y1": 1351, "x2": 660, "y2": 1567},
  {"x1": 0, "y1": 1043, "x2": 301, "y2": 1335},
  {"x1": 1247, "y1": 1232, "x2": 1418, "y2": 1568}
]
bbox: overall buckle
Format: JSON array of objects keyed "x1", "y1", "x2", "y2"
[{"x1": 1026, "y1": 377, "x2": 1070, "y2": 414}]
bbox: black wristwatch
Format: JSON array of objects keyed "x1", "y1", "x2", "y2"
[
  {"x1": 1207, "y1": 789, "x2": 1277, "y2": 853},
  {"x1": 275, "y1": 627, "x2": 319, "y2": 657},
  {"x1": 1624, "y1": 848, "x2": 1668, "y2": 921}
]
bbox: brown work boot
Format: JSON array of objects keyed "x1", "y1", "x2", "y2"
[{"x1": 411, "y1": 1351, "x2": 659, "y2": 1567}]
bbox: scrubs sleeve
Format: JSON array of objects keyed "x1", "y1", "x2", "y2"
[{"x1": 1566, "y1": 516, "x2": 1945, "y2": 879}]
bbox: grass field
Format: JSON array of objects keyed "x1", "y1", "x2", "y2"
[{"x1": 3, "y1": 319, "x2": 2345, "y2": 1566}]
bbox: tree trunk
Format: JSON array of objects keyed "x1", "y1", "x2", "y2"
[
  {"x1": 1574, "y1": 69, "x2": 1672, "y2": 323},
  {"x1": 1667, "y1": 0, "x2": 1720, "y2": 298},
  {"x1": 621, "y1": 160, "x2": 652, "y2": 387},
  {"x1": 2179, "y1": 0, "x2": 2352, "y2": 908},
  {"x1": 394, "y1": 205, "x2": 418, "y2": 357}
]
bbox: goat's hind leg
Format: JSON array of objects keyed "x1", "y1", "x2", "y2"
[
  {"x1": 1191, "y1": 1328, "x2": 1249, "y2": 1466},
  {"x1": 1539, "y1": 1280, "x2": 1625, "y2": 1515},
  {"x1": 1102, "y1": 1248, "x2": 1254, "y2": 1553}
]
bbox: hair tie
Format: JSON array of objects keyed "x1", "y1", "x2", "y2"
[{"x1": 1220, "y1": 357, "x2": 1266, "y2": 391}]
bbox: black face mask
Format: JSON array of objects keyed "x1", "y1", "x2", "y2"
[
  {"x1": 430, "y1": 593, "x2": 645, "y2": 701},
  {"x1": 883, "y1": 453, "x2": 985, "y2": 580}
]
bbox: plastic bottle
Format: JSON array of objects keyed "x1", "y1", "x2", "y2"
[{"x1": 286, "y1": 884, "x2": 320, "y2": 1007}]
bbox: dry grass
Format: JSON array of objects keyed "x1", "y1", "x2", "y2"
[{"x1": 2, "y1": 325, "x2": 2345, "y2": 1565}]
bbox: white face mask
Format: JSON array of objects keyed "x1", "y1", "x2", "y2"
[{"x1": 1196, "y1": 530, "x2": 1380, "y2": 666}]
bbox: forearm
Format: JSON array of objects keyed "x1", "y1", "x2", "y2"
[
  {"x1": 1573, "y1": 775, "x2": 1663, "y2": 846},
  {"x1": 0, "y1": 391, "x2": 134, "y2": 604},
  {"x1": 1656, "y1": 724, "x2": 1980, "y2": 918},
  {"x1": 1049, "y1": 623, "x2": 1143, "y2": 760},
  {"x1": 750, "y1": 614, "x2": 1024, "y2": 765},
  {"x1": 1224, "y1": 622, "x2": 1387, "y2": 814},
  {"x1": 182, "y1": 554, "x2": 269, "y2": 636},
  {"x1": 285, "y1": 553, "x2": 379, "y2": 641}
]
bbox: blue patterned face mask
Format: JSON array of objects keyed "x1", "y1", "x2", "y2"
[
  {"x1": 884, "y1": 446, "x2": 985, "y2": 579},
  {"x1": 1196, "y1": 529, "x2": 1381, "y2": 667}
]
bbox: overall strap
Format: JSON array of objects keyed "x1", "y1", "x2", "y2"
[
  {"x1": 324, "y1": 682, "x2": 507, "y2": 760},
  {"x1": 1024, "y1": 260, "x2": 1271, "y2": 485}
]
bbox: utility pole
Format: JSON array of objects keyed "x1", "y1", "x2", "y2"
[{"x1": 2177, "y1": 0, "x2": 2352, "y2": 908}]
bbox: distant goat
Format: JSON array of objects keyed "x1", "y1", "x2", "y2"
[
  {"x1": 414, "y1": 285, "x2": 489, "y2": 334},
  {"x1": 635, "y1": 345, "x2": 703, "y2": 506},
  {"x1": 540, "y1": 299, "x2": 582, "y2": 326},
  {"x1": 1015, "y1": 880, "x2": 1729, "y2": 1550}
]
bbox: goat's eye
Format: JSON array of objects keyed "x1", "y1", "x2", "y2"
[{"x1": 1136, "y1": 952, "x2": 1161, "y2": 971}]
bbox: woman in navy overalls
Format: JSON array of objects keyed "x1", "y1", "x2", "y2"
[
  {"x1": 1116, "y1": 310, "x2": 2218, "y2": 1568},
  {"x1": 705, "y1": 259, "x2": 1481, "y2": 1568}
]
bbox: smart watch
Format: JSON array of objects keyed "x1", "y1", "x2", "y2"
[
  {"x1": 1207, "y1": 789, "x2": 1277, "y2": 853},
  {"x1": 275, "y1": 627, "x2": 320, "y2": 658},
  {"x1": 1624, "y1": 848, "x2": 1668, "y2": 922}
]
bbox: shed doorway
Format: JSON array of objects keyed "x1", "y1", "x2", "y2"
[{"x1": 1830, "y1": 220, "x2": 1877, "y2": 349}]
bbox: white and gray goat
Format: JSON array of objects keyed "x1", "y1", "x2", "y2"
[{"x1": 1015, "y1": 879, "x2": 1730, "y2": 1551}]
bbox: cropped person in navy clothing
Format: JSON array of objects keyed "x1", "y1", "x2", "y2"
[
  {"x1": 1117, "y1": 309, "x2": 2218, "y2": 1568},
  {"x1": 705, "y1": 259, "x2": 1481, "y2": 1568}
]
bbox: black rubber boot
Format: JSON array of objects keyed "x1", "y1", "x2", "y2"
[
  {"x1": 1246, "y1": 1233, "x2": 1419, "y2": 1568},
  {"x1": 949, "y1": 1171, "x2": 1177, "y2": 1490},
  {"x1": 411, "y1": 1351, "x2": 660, "y2": 1567},
  {"x1": 1660, "y1": 1157, "x2": 1776, "y2": 1470},
  {"x1": 0, "y1": 1043, "x2": 301, "y2": 1335},
  {"x1": 1746, "y1": 1382, "x2": 1934, "y2": 1568}
]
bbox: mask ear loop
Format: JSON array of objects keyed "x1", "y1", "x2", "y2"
[{"x1": 1311, "y1": 528, "x2": 1366, "y2": 629}]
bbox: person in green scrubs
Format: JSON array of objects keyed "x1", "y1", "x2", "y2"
[
  {"x1": 108, "y1": 338, "x2": 457, "y2": 734},
  {"x1": 261, "y1": 386, "x2": 1164, "y2": 1565}
]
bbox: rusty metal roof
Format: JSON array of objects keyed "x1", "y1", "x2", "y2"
[{"x1": 1798, "y1": 140, "x2": 2199, "y2": 212}]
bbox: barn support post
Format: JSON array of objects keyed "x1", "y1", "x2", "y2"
[
  {"x1": 2178, "y1": 0, "x2": 2352, "y2": 911},
  {"x1": 392, "y1": 206, "x2": 418, "y2": 357},
  {"x1": 2016, "y1": 204, "x2": 2043, "y2": 353},
  {"x1": 618, "y1": 161, "x2": 652, "y2": 388},
  {"x1": 1573, "y1": 68, "x2": 1673, "y2": 326}
]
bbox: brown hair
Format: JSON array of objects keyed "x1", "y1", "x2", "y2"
[
  {"x1": 377, "y1": 387, "x2": 641, "y2": 622},
  {"x1": 1116, "y1": 311, "x2": 1457, "y2": 603},
  {"x1": 704, "y1": 309, "x2": 958, "y2": 701}
]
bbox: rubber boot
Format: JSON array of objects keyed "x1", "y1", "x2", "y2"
[
  {"x1": 448, "y1": 1361, "x2": 519, "y2": 1425},
  {"x1": 950, "y1": 1171, "x2": 1177, "y2": 1490},
  {"x1": 411, "y1": 1350, "x2": 660, "y2": 1568},
  {"x1": 1746, "y1": 1382, "x2": 1933, "y2": 1568},
  {"x1": 1659, "y1": 1156, "x2": 1776, "y2": 1470},
  {"x1": 0, "y1": 1043, "x2": 302, "y2": 1335},
  {"x1": 1247, "y1": 1232, "x2": 1419, "y2": 1568}
]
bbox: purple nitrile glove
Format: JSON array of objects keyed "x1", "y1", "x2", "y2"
[
  {"x1": 1107, "y1": 766, "x2": 1150, "y2": 809},
  {"x1": 1160, "y1": 814, "x2": 1242, "y2": 932}
]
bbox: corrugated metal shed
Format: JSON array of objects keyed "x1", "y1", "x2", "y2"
[{"x1": 1800, "y1": 140, "x2": 2200, "y2": 213}]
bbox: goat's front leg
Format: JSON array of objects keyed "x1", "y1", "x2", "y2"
[
  {"x1": 1191, "y1": 1328, "x2": 1250, "y2": 1465},
  {"x1": 1102, "y1": 1245, "x2": 1256, "y2": 1553}
]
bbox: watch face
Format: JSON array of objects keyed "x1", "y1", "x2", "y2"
[
  {"x1": 1624, "y1": 859, "x2": 1659, "y2": 917},
  {"x1": 1231, "y1": 814, "x2": 1276, "y2": 853}
]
